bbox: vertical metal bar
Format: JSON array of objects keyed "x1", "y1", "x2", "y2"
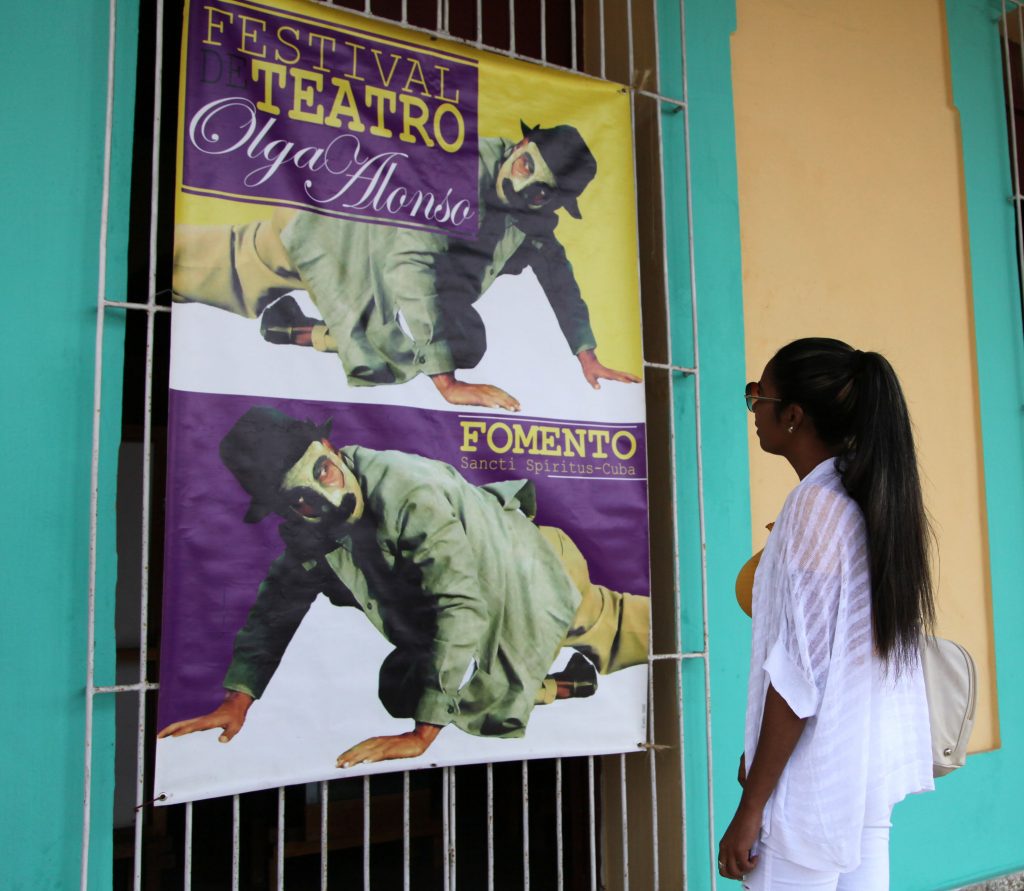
[
  {"x1": 132, "y1": 0, "x2": 166, "y2": 883},
  {"x1": 363, "y1": 775, "x2": 372, "y2": 891},
  {"x1": 476, "y1": 0, "x2": 483, "y2": 45},
  {"x1": 647, "y1": 652, "x2": 661, "y2": 891},
  {"x1": 521, "y1": 761, "x2": 530, "y2": 891},
  {"x1": 231, "y1": 795, "x2": 241, "y2": 891},
  {"x1": 555, "y1": 758, "x2": 564, "y2": 891},
  {"x1": 647, "y1": 0, "x2": 691, "y2": 883},
  {"x1": 276, "y1": 788, "x2": 285, "y2": 891},
  {"x1": 184, "y1": 802, "x2": 193, "y2": 891},
  {"x1": 625, "y1": 0, "x2": 635, "y2": 86},
  {"x1": 587, "y1": 756, "x2": 597, "y2": 891},
  {"x1": 619, "y1": 754, "x2": 630, "y2": 890},
  {"x1": 677, "y1": 0, "x2": 717, "y2": 884},
  {"x1": 625, "y1": 28, "x2": 660, "y2": 884},
  {"x1": 320, "y1": 780, "x2": 329, "y2": 891},
  {"x1": 598, "y1": 0, "x2": 606, "y2": 78},
  {"x1": 80, "y1": 1, "x2": 117, "y2": 886},
  {"x1": 1006, "y1": 2, "x2": 1024, "y2": 275},
  {"x1": 436, "y1": 0, "x2": 443, "y2": 33},
  {"x1": 540, "y1": 0, "x2": 547, "y2": 62},
  {"x1": 509, "y1": 0, "x2": 516, "y2": 54},
  {"x1": 442, "y1": 767, "x2": 451, "y2": 891},
  {"x1": 403, "y1": 772, "x2": 411, "y2": 891},
  {"x1": 570, "y1": 0, "x2": 578, "y2": 70},
  {"x1": 486, "y1": 763, "x2": 495, "y2": 891},
  {"x1": 449, "y1": 767, "x2": 458, "y2": 888},
  {"x1": 401, "y1": 0, "x2": 408, "y2": 26}
]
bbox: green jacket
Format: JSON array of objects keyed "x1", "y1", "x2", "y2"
[
  {"x1": 223, "y1": 447, "x2": 582, "y2": 737},
  {"x1": 280, "y1": 138, "x2": 597, "y2": 387}
]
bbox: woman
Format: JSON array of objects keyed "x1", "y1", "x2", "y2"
[{"x1": 718, "y1": 338, "x2": 935, "y2": 889}]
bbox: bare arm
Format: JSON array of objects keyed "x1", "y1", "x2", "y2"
[{"x1": 717, "y1": 685, "x2": 807, "y2": 880}]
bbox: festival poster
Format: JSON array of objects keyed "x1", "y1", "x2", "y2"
[{"x1": 155, "y1": 0, "x2": 649, "y2": 804}]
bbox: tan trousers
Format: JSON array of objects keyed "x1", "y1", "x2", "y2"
[
  {"x1": 172, "y1": 215, "x2": 343, "y2": 355},
  {"x1": 534, "y1": 526, "x2": 650, "y2": 705}
]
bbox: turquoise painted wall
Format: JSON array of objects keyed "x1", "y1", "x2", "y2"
[
  {"x1": 680, "y1": 0, "x2": 1024, "y2": 888},
  {"x1": 0, "y1": 3, "x2": 136, "y2": 888},
  {"x1": 679, "y1": 0, "x2": 761, "y2": 888},
  {"x1": 893, "y1": 0, "x2": 1024, "y2": 887}
]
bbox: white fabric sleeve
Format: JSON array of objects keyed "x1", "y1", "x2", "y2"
[
  {"x1": 764, "y1": 633, "x2": 820, "y2": 719},
  {"x1": 763, "y1": 484, "x2": 850, "y2": 719}
]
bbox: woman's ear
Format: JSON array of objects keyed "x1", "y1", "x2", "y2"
[{"x1": 783, "y1": 403, "x2": 804, "y2": 432}]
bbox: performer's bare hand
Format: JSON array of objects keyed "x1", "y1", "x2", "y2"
[
  {"x1": 577, "y1": 348, "x2": 642, "y2": 390},
  {"x1": 430, "y1": 373, "x2": 521, "y2": 411},
  {"x1": 157, "y1": 691, "x2": 254, "y2": 744},
  {"x1": 337, "y1": 722, "x2": 442, "y2": 767}
]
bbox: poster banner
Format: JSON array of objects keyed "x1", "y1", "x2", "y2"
[{"x1": 155, "y1": 0, "x2": 649, "y2": 804}]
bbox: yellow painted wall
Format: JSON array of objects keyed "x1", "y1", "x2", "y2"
[{"x1": 731, "y1": 0, "x2": 997, "y2": 750}]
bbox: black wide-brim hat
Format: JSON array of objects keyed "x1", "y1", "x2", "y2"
[
  {"x1": 521, "y1": 121, "x2": 597, "y2": 219},
  {"x1": 219, "y1": 406, "x2": 332, "y2": 523}
]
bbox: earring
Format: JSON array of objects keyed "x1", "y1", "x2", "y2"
[{"x1": 787, "y1": 425, "x2": 795, "y2": 433}]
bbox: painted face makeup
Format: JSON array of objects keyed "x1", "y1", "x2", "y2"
[
  {"x1": 280, "y1": 440, "x2": 364, "y2": 525},
  {"x1": 496, "y1": 141, "x2": 558, "y2": 211}
]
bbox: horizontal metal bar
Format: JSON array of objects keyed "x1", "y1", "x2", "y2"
[
  {"x1": 649, "y1": 651, "x2": 707, "y2": 662},
  {"x1": 104, "y1": 300, "x2": 171, "y2": 312},
  {"x1": 636, "y1": 88, "x2": 686, "y2": 110},
  {"x1": 644, "y1": 360, "x2": 697, "y2": 375},
  {"x1": 92, "y1": 682, "x2": 160, "y2": 694}
]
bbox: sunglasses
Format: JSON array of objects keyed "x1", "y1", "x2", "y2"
[{"x1": 745, "y1": 381, "x2": 783, "y2": 412}]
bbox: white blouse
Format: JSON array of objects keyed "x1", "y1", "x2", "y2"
[{"x1": 745, "y1": 458, "x2": 933, "y2": 872}]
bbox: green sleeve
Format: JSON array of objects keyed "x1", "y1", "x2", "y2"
[
  {"x1": 222, "y1": 554, "x2": 323, "y2": 699},
  {"x1": 529, "y1": 236, "x2": 597, "y2": 355},
  {"x1": 392, "y1": 485, "x2": 491, "y2": 726},
  {"x1": 379, "y1": 228, "x2": 457, "y2": 376}
]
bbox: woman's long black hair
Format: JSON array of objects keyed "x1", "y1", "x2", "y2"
[{"x1": 769, "y1": 338, "x2": 935, "y2": 668}]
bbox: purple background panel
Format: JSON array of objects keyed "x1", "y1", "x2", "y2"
[
  {"x1": 182, "y1": 0, "x2": 479, "y2": 237},
  {"x1": 158, "y1": 389, "x2": 650, "y2": 729}
]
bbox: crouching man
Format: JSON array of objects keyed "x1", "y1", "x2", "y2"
[{"x1": 158, "y1": 407, "x2": 649, "y2": 767}]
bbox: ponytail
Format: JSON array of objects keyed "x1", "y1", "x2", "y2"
[{"x1": 770, "y1": 339, "x2": 935, "y2": 669}]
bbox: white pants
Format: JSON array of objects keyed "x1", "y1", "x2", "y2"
[{"x1": 741, "y1": 825, "x2": 892, "y2": 891}]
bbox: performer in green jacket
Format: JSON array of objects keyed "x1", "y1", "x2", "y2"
[
  {"x1": 172, "y1": 123, "x2": 640, "y2": 412},
  {"x1": 158, "y1": 407, "x2": 650, "y2": 767}
]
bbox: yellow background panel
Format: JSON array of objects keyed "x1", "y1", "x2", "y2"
[
  {"x1": 732, "y1": 0, "x2": 997, "y2": 751},
  {"x1": 175, "y1": 0, "x2": 642, "y2": 377}
]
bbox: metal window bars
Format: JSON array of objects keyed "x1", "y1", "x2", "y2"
[
  {"x1": 83, "y1": 0, "x2": 716, "y2": 888},
  {"x1": 1001, "y1": 0, "x2": 1024, "y2": 332}
]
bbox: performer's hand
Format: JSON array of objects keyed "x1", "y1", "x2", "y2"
[
  {"x1": 156, "y1": 691, "x2": 254, "y2": 744},
  {"x1": 336, "y1": 722, "x2": 443, "y2": 767},
  {"x1": 430, "y1": 372, "x2": 521, "y2": 412},
  {"x1": 717, "y1": 802, "x2": 761, "y2": 880},
  {"x1": 577, "y1": 348, "x2": 642, "y2": 390}
]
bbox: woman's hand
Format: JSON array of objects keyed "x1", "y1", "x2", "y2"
[{"x1": 717, "y1": 802, "x2": 761, "y2": 880}]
